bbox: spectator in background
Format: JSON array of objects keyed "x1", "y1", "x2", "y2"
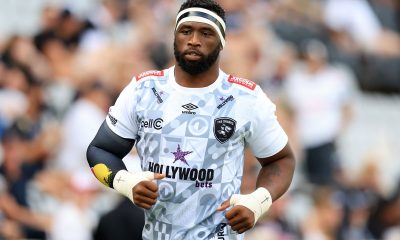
[
  {"x1": 0, "y1": 78, "x2": 60, "y2": 238},
  {"x1": 340, "y1": 188, "x2": 375, "y2": 240},
  {"x1": 259, "y1": 43, "x2": 298, "y2": 101},
  {"x1": 0, "y1": 64, "x2": 28, "y2": 139},
  {"x1": 53, "y1": 80, "x2": 113, "y2": 173},
  {"x1": 284, "y1": 39, "x2": 356, "y2": 186},
  {"x1": 301, "y1": 187, "x2": 344, "y2": 240},
  {"x1": 0, "y1": 169, "x2": 102, "y2": 240},
  {"x1": 258, "y1": 43, "x2": 299, "y2": 162},
  {"x1": 324, "y1": 0, "x2": 382, "y2": 53},
  {"x1": 93, "y1": 197, "x2": 145, "y2": 240},
  {"x1": 367, "y1": 180, "x2": 400, "y2": 239},
  {"x1": 323, "y1": 0, "x2": 400, "y2": 57}
]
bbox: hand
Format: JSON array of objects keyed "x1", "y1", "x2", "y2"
[
  {"x1": 216, "y1": 188, "x2": 273, "y2": 234},
  {"x1": 132, "y1": 173, "x2": 165, "y2": 209},
  {"x1": 217, "y1": 198, "x2": 255, "y2": 234},
  {"x1": 0, "y1": 193, "x2": 20, "y2": 216}
]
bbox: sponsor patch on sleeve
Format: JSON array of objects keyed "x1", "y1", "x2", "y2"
[
  {"x1": 227, "y1": 75, "x2": 256, "y2": 90},
  {"x1": 108, "y1": 113, "x2": 117, "y2": 125},
  {"x1": 136, "y1": 70, "x2": 164, "y2": 81},
  {"x1": 91, "y1": 163, "x2": 113, "y2": 187}
]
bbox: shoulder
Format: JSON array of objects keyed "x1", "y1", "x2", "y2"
[
  {"x1": 222, "y1": 74, "x2": 273, "y2": 107},
  {"x1": 223, "y1": 74, "x2": 264, "y2": 99},
  {"x1": 131, "y1": 69, "x2": 170, "y2": 90}
]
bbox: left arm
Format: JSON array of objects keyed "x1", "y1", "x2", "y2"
[
  {"x1": 218, "y1": 143, "x2": 295, "y2": 234},
  {"x1": 218, "y1": 86, "x2": 296, "y2": 233},
  {"x1": 256, "y1": 143, "x2": 295, "y2": 201}
]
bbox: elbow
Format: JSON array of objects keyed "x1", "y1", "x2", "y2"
[{"x1": 86, "y1": 143, "x2": 96, "y2": 168}]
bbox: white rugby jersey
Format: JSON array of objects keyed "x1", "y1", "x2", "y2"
[{"x1": 106, "y1": 66, "x2": 288, "y2": 240}]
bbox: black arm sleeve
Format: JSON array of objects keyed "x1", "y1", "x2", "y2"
[{"x1": 86, "y1": 121, "x2": 135, "y2": 188}]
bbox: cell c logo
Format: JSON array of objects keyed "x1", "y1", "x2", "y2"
[
  {"x1": 140, "y1": 118, "x2": 164, "y2": 130},
  {"x1": 153, "y1": 118, "x2": 163, "y2": 130}
]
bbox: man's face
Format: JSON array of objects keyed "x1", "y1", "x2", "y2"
[{"x1": 174, "y1": 21, "x2": 222, "y2": 75}]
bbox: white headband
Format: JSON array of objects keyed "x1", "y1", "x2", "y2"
[{"x1": 175, "y1": 7, "x2": 226, "y2": 48}]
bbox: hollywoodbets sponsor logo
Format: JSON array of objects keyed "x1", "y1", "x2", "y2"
[
  {"x1": 217, "y1": 95, "x2": 234, "y2": 109},
  {"x1": 148, "y1": 162, "x2": 214, "y2": 188}
]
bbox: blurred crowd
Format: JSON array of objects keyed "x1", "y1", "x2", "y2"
[{"x1": 0, "y1": 0, "x2": 399, "y2": 239}]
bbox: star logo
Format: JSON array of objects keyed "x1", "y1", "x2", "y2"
[{"x1": 171, "y1": 144, "x2": 192, "y2": 166}]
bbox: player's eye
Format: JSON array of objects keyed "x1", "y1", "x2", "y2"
[
  {"x1": 202, "y1": 31, "x2": 212, "y2": 37},
  {"x1": 180, "y1": 29, "x2": 191, "y2": 35}
]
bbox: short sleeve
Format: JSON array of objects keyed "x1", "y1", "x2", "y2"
[
  {"x1": 246, "y1": 87, "x2": 288, "y2": 158},
  {"x1": 106, "y1": 79, "x2": 138, "y2": 139}
]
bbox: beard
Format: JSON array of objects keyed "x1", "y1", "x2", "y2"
[{"x1": 174, "y1": 41, "x2": 221, "y2": 75}]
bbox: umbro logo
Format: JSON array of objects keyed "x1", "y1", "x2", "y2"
[
  {"x1": 182, "y1": 103, "x2": 198, "y2": 110},
  {"x1": 182, "y1": 103, "x2": 198, "y2": 115}
]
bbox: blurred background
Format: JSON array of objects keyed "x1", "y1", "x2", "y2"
[{"x1": 0, "y1": 0, "x2": 399, "y2": 239}]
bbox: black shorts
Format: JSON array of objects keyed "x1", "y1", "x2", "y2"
[{"x1": 303, "y1": 141, "x2": 339, "y2": 186}]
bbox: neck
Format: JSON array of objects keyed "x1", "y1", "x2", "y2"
[{"x1": 174, "y1": 63, "x2": 220, "y2": 88}]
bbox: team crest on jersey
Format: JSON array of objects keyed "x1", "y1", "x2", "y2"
[
  {"x1": 214, "y1": 117, "x2": 236, "y2": 143},
  {"x1": 136, "y1": 70, "x2": 164, "y2": 81},
  {"x1": 227, "y1": 75, "x2": 256, "y2": 90}
]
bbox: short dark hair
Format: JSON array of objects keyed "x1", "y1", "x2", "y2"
[{"x1": 178, "y1": 0, "x2": 225, "y2": 23}]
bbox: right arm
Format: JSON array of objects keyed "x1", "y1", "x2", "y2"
[
  {"x1": 86, "y1": 120, "x2": 164, "y2": 209},
  {"x1": 86, "y1": 120, "x2": 134, "y2": 188}
]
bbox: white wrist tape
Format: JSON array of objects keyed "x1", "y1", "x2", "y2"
[
  {"x1": 113, "y1": 170, "x2": 154, "y2": 202},
  {"x1": 230, "y1": 187, "x2": 273, "y2": 224}
]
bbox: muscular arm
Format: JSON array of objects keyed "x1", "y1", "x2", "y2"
[
  {"x1": 87, "y1": 121, "x2": 163, "y2": 208},
  {"x1": 256, "y1": 143, "x2": 295, "y2": 201},
  {"x1": 218, "y1": 143, "x2": 295, "y2": 233},
  {"x1": 86, "y1": 121, "x2": 135, "y2": 188}
]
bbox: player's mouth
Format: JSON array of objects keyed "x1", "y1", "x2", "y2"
[{"x1": 184, "y1": 50, "x2": 202, "y2": 60}]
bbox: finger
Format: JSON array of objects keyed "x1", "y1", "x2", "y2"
[
  {"x1": 135, "y1": 183, "x2": 158, "y2": 198},
  {"x1": 230, "y1": 219, "x2": 251, "y2": 232},
  {"x1": 236, "y1": 226, "x2": 251, "y2": 234},
  {"x1": 143, "y1": 171, "x2": 165, "y2": 180},
  {"x1": 228, "y1": 214, "x2": 245, "y2": 227},
  {"x1": 225, "y1": 207, "x2": 240, "y2": 220},
  {"x1": 216, "y1": 199, "x2": 231, "y2": 211},
  {"x1": 143, "y1": 181, "x2": 160, "y2": 192},
  {"x1": 134, "y1": 195, "x2": 157, "y2": 206},
  {"x1": 136, "y1": 202, "x2": 153, "y2": 209},
  {"x1": 153, "y1": 173, "x2": 165, "y2": 180}
]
